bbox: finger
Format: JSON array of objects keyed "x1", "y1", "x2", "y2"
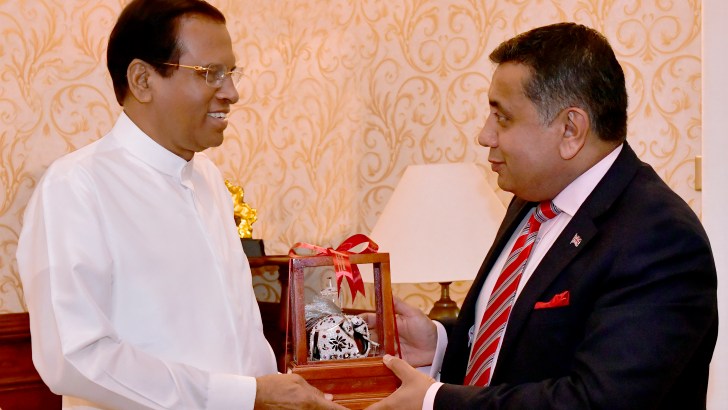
[
  {"x1": 367, "y1": 399, "x2": 386, "y2": 410},
  {"x1": 359, "y1": 312, "x2": 377, "y2": 327},
  {"x1": 382, "y1": 354, "x2": 417, "y2": 381},
  {"x1": 303, "y1": 385, "x2": 347, "y2": 409},
  {"x1": 316, "y1": 393, "x2": 348, "y2": 410},
  {"x1": 319, "y1": 396, "x2": 348, "y2": 410},
  {"x1": 393, "y1": 297, "x2": 423, "y2": 318},
  {"x1": 302, "y1": 379, "x2": 334, "y2": 401}
]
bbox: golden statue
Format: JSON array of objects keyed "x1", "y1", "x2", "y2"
[{"x1": 225, "y1": 179, "x2": 257, "y2": 239}]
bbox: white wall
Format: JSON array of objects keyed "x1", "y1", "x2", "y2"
[{"x1": 703, "y1": 1, "x2": 728, "y2": 408}]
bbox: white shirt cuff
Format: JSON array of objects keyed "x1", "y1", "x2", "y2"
[
  {"x1": 421, "y1": 320, "x2": 448, "y2": 410},
  {"x1": 207, "y1": 373, "x2": 256, "y2": 410},
  {"x1": 430, "y1": 319, "x2": 448, "y2": 379},
  {"x1": 422, "y1": 382, "x2": 444, "y2": 410}
]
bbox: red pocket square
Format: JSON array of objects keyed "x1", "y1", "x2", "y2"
[{"x1": 534, "y1": 291, "x2": 570, "y2": 309}]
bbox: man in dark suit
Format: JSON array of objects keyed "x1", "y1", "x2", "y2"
[{"x1": 368, "y1": 22, "x2": 718, "y2": 409}]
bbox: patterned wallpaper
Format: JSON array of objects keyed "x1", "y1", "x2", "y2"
[{"x1": 0, "y1": 0, "x2": 702, "y2": 314}]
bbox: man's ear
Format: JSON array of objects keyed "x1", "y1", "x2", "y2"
[
  {"x1": 559, "y1": 108, "x2": 589, "y2": 160},
  {"x1": 126, "y1": 59, "x2": 153, "y2": 103}
]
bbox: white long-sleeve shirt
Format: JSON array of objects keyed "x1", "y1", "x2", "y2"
[{"x1": 17, "y1": 112, "x2": 276, "y2": 410}]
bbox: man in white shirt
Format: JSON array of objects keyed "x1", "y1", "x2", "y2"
[
  {"x1": 16, "y1": 0, "x2": 346, "y2": 409},
  {"x1": 368, "y1": 23, "x2": 717, "y2": 409}
]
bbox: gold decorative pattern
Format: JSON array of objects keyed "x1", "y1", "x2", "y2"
[{"x1": 0, "y1": 0, "x2": 702, "y2": 313}]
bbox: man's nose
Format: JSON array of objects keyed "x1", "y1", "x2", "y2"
[
  {"x1": 217, "y1": 76, "x2": 240, "y2": 104},
  {"x1": 478, "y1": 116, "x2": 497, "y2": 148}
]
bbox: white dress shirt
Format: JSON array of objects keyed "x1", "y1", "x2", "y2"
[
  {"x1": 422, "y1": 144, "x2": 623, "y2": 408},
  {"x1": 17, "y1": 112, "x2": 276, "y2": 410}
]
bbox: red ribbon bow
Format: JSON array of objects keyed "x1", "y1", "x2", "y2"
[{"x1": 288, "y1": 234, "x2": 379, "y2": 300}]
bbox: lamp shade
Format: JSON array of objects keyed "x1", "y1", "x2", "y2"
[{"x1": 363, "y1": 163, "x2": 506, "y2": 284}]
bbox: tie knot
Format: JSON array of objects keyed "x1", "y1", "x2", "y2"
[{"x1": 534, "y1": 201, "x2": 561, "y2": 223}]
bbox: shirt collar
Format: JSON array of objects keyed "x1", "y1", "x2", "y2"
[
  {"x1": 111, "y1": 111, "x2": 192, "y2": 180},
  {"x1": 552, "y1": 143, "x2": 623, "y2": 216}
]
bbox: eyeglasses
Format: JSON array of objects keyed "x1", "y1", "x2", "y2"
[{"x1": 161, "y1": 63, "x2": 243, "y2": 88}]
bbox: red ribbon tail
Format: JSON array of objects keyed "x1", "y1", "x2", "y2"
[
  {"x1": 348, "y1": 265, "x2": 366, "y2": 300},
  {"x1": 334, "y1": 253, "x2": 366, "y2": 300}
]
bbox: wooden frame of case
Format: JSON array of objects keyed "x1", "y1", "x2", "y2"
[{"x1": 286, "y1": 252, "x2": 400, "y2": 409}]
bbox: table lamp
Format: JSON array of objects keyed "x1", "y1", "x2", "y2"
[{"x1": 366, "y1": 163, "x2": 506, "y2": 321}]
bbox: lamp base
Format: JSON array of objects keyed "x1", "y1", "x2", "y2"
[{"x1": 428, "y1": 282, "x2": 460, "y2": 322}]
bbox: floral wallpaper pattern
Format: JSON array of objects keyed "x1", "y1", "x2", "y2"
[{"x1": 0, "y1": 0, "x2": 702, "y2": 313}]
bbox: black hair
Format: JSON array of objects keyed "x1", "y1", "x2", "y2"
[
  {"x1": 107, "y1": 0, "x2": 225, "y2": 105},
  {"x1": 490, "y1": 22, "x2": 628, "y2": 142}
]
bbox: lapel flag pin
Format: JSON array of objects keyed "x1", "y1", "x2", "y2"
[{"x1": 570, "y1": 233, "x2": 582, "y2": 247}]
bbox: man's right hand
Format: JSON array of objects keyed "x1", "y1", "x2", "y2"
[
  {"x1": 254, "y1": 373, "x2": 347, "y2": 409},
  {"x1": 362, "y1": 297, "x2": 438, "y2": 368}
]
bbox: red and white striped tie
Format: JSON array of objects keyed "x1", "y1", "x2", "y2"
[{"x1": 464, "y1": 201, "x2": 562, "y2": 386}]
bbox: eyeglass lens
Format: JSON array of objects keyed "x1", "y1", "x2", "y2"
[{"x1": 206, "y1": 64, "x2": 242, "y2": 87}]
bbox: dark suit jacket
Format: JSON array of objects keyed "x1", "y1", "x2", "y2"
[{"x1": 435, "y1": 143, "x2": 718, "y2": 409}]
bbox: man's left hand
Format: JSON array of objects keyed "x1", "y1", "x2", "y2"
[{"x1": 367, "y1": 354, "x2": 436, "y2": 410}]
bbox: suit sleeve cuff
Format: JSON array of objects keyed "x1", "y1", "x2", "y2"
[{"x1": 207, "y1": 373, "x2": 256, "y2": 410}]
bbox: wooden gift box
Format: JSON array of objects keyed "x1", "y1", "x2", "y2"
[{"x1": 285, "y1": 252, "x2": 400, "y2": 409}]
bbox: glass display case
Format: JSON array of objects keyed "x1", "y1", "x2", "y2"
[{"x1": 285, "y1": 252, "x2": 400, "y2": 409}]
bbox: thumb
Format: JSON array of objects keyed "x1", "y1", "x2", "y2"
[{"x1": 382, "y1": 354, "x2": 416, "y2": 381}]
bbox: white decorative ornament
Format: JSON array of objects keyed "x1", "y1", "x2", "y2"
[{"x1": 305, "y1": 289, "x2": 378, "y2": 361}]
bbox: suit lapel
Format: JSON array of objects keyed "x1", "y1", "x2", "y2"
[{"x1": 494, "y1": 143, "x2": 643, "y2": 375}]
